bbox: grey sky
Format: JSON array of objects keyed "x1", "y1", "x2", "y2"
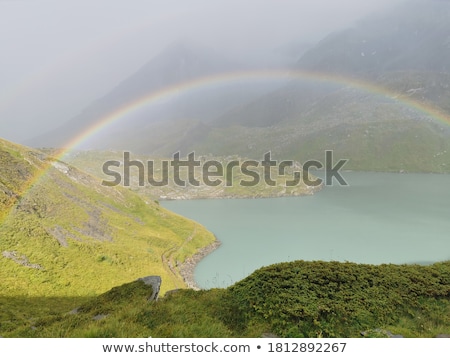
[{"x1": 0, "y1": 0, "x2": 405, "y2": 143}]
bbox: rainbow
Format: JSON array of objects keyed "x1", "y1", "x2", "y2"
[
  {"x1": 57, "y1": 69, "x2": 450, "y2": 157},
  {"x1": 4, "y1": 69, "x2": 450, "y2": 221}
]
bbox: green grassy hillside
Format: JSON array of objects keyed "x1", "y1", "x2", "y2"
[
  {"x1": 8, "y1": 260, "x2": 450, "y2": 338},
  {"x1": 0, "y1": 138, "x2": 216, "y2": 334}
]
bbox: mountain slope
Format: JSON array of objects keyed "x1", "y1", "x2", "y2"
[
  {"x1": 297, "y1": 0, "x2": 450, "y2": 75},
  {"x1": 159, "y1": 0, "x2": 450, "y2": 172},
  {"x1": 185, "y1": 70, "x2": 450, "y2": 172},
  {"x1": 0, "y1": 138, "x2": 215, "y2": 331}
]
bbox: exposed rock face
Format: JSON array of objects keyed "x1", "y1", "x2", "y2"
[
  {"x1": 2, "y1": 251, "x2": 44, "y2": 270},
  {"x1": 139, "y1": 276, "x2": 162, "y2": 301}
]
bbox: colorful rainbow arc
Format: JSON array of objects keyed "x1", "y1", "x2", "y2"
[
  {"x1": 57, "y1": 69, "x2": 450, "y2": 158},
  {"x1": 4, "y1": 69, "x2": 450, "y2": 222}
]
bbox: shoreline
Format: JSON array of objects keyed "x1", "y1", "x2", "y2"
[
  {"x1": 179, "y1": 238, "x2": 222, "y2": 290},
  {"x1": 158, "y1": 183, "x2": 323, "y2": 201}
]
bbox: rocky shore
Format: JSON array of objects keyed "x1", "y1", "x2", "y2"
[{"x1": 180, "y1": 238, "x2": 221, "y2": 290}]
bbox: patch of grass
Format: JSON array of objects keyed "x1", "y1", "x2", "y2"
[
  {"x1": 228, "y1": 260, "x2": 450, "y2": 338},
  {"x1": 6, "y1": 260, "x2": 450, "y2": 338}
]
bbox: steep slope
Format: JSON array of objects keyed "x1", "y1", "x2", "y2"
[
  {"x1": 210, "y1": 0, "x2": 450, "y2": 125},
  {"x1": 0, "y1": 138, "x2": 215, "y2": 331},
  {"x1": 297, "y1": 0, "x2": 450, "y2": 75}
]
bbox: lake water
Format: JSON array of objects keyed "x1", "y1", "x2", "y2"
[{"x1": 162, "y1": 172, "x2": 450, "y2": 289}]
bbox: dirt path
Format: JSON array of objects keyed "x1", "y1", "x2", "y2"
[
  {"x1": 161, "y1": 226, "x2": 221, "y2": 290},
  {"x1": 161, "y1": 225, "x2": 199, "y2": 289}
]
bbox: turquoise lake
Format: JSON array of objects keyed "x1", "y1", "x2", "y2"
[{"x1": 162, "y1": 172, "x2": 450, "y2": 289}]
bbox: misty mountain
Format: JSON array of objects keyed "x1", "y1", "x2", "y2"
[
  {"x1": 297, "y1": 0, "x2": 450, "y2": 76},
  {"x1": 212, "y1": 0, "x2": 450, "y2": 129},
  {"x1": 173, "y1": 0, "x2": 450, "y2": 172},
  {"x1": 29, "y1": 0, "x2": 450, "y2": 173},
  {"x1": 28, "y1": 41, "x2": 288, "y2": 151}
]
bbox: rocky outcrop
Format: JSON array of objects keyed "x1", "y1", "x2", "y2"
[{"x1": 139, "y1": 276, "x2": 162, "y2": 301}]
